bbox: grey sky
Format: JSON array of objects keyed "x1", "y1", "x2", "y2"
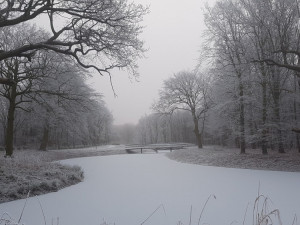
[{"x1": 89, "y1": 0, "x2": 211, "y2": 125}]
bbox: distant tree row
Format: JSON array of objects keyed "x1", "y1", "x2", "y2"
[
  {"x1": 134, "y1": 0, "x2": 300, "y2": 155},
  {"x1": 111, "y1": 111, "x2": 195, "y2": 146},
  {"x1": 0, "y1": 94, "x2": 113, "y2": 151},
  {"x1": 136, "y1": 111, "x2": 196, "y2": 145}
]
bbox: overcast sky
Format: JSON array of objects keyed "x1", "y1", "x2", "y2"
[{"x1": 88, "y1": 0, "x2": 212, "y2": 125}]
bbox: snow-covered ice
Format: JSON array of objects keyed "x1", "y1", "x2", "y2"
[{"x1": 0, "y1": 154, "x2": 299, "y2": 225}]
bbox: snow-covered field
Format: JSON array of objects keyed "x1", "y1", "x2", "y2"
[{"x1": 0, "y1": 154, "x2": 299, "y2": 225}]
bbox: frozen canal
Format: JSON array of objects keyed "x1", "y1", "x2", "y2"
[{"x1": 0, "y1": 154, "x2": 299, "y2": 225}]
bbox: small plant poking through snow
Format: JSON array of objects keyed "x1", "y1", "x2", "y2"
[
  {"x1": 0, "y1": 212, "x2": 20, "y2": 225},
  {"x1": 135, "y1": 194, "x2": 289, "y2": 225},
  {"x1": 0, "y1": 193, "x2": 54, "y2": 225},
  {"x1": 0, "y1": 150, "x2": 84, "y2": 203},
  {"x1": 252, "y1": 194, "x2": 283, "y2": 225},
  {"x1": 0, "y1": 192, "x2": 295, "y2": 225}
]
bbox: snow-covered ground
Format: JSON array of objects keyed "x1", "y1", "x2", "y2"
[
  {"x1": 0, "y1": 154, "x2": 299, "y2": 225},
  {"x1": 0, "y1": 151, "x2": 84, "y2": 203}
]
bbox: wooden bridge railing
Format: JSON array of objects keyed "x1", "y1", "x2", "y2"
[{"x1": 125, "y1": 143, "x2": 193, "y2": 154}]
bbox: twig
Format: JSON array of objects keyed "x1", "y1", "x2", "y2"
[
  {"x1": 189, "y1": 205, "x2": 193, "y2": 225},
  {"x1": 18, "y1": 191, "x2": 31, "y2": 223},
  {"x1": 140, "y1": 204, "x2": 166, "y2": 225},
  {"x1": 0, "y1": 212, "x2": 14, "y2": 224},
  {"x1": 242, "y1": 203, "x2": 250, "y2": 225},
  {"x1": 36, "y1": 196, "x2": 47, "y2": 225},
  {"x1": 197, "y1": 195, "x2": 216, "y2": 225}
]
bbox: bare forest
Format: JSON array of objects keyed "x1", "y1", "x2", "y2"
[
  {"x1": 0, "y1": 0, "x2": 148, "y2": 156},
  {"x1": 116, "y1": 0, "x2": 300, "y2": 156},
  {"x1": 1, "y1": 0, "x2": 299, "y2": 157}
]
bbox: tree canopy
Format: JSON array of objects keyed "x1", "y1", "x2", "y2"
[{"x1": 0, "y1": 0, "x2": 148, "y2": 85}]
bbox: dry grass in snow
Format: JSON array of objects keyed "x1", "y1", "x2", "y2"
[
  {"x1": 0, "y1": 193, "x2": 287, "y2": 225},
  {"x1": 0, "y1": 150, "x2": 84, "y2": 203},
  {"x1": 167, "y1": 145, "x2": 300, "y2": 172}
]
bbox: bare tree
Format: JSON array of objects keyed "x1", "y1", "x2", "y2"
[
  {"x1": 0, "y1": 54, "x2": 50, "y2": 156},
  {"x1": 246, "y1": 0, "x2": 300, "y2": 136},
  {"x1": 246, "y1": 0, "x2": 300, "y2": 75},
  {"x1": 202, "y1": 0, "x2": 300, "y2": 153},
  {"x1": 0, "y1": 64, "x2": 113, "y2": 152},
  {"x1": 0, "y1": 35, "x2": 95, "y2": 155},
  {"x1": 0, "y1": 0, "x2": 148, "y2": 85},
  {"x1": 153, "y1": 71, "x2": 213, "y2": 148},
  {"x1": 35, "y1": 63, "x2": 99, "y2": 151},
  {"x1": 204, "y1": 0, "x2": 248, "y2": 153}
]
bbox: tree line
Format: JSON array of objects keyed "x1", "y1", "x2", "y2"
[
  {"x1": 123, "y1": 0, "x2": 299, "y2": 155},
  {"x1": 0, "y1": 0, "x2": 148, "y2": 156},
  {"x1": 0, "y1": 24, "x2": 113, "y2": 152},
  {"x1": 111, "y1": 112, "x2": 196, "y2": 145},
  {"x1": 202, "y1": 0, "x2": 300, "y2": 154}
]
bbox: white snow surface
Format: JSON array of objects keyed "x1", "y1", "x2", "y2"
[{"x1": 0, "y1": 154, "x2": 299, "y2": 225}]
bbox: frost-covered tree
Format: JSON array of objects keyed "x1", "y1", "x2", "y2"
[
  {"x1": 0, "y1": 0, "x2": 148, "y2": 85},
  {"x1": 1, "y1": 82, "x2": 113, "y2": 151},
  {"x1": 202, "y1": 0, "x2": 300, "y2": 154},
  {"x1": 204, "y1": 0, "x2": 249, "y2": 153},
  {"x1": 153, "y1": 71, "x2": 213, "y2": 148},
  {"x1": 0, "y1": 24, "x2": 53, "y2": 156},
  {"x1": 0, "y1": 98, "x2": 7, "y2": 147},
  {"x1": 0, "y1": 54, "x2": 53, "y2": 156},
  {"x1": 0, "y1": 22, "x2": 116, "y2": 155}
]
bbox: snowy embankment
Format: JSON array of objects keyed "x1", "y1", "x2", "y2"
[
  {"x1": 0, "y1": 153, "x2": 299, "y2": 225},
  {"x1": 0, "y1": 150, "x2": 84, "y2": 203},
  {"x1": 167, "y1": 146, "x2": 300, "y2": 172},
  {"x1": 0, "y1": 145, "x2": 125, "y2": 203}
]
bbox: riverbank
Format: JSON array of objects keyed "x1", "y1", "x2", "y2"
[
  {"x1": 167, "y1": 145, "x2": 300, "y2": 172},
  {"x1": 1, "y1": 153, "x2": 299, "y2": 225},
  {"x1": 1, "y1": 144, "x2": 300, "y2": 204},
  {"x1": 0, "y1": 145, "x2": 128, "y2": 203}
]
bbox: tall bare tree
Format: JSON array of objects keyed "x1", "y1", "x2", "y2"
[
  {"x1": 204, "y1": 0, "x2": 249, "y2": 153},
  {"x1": 202, "y1": 0, "x2": 300, "y2": 153},
  {"x1": 252, "y1": 0, "x2": 300, "y2": 75},
  {"x1": 0, "y1": 54, "x2": 50, "y2": 156},
  {"x1": 153, "y1": 71, "x2": 213, "y2": 148}
]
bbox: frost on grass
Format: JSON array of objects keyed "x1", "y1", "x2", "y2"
[
  {"x1": 167, "y1": 146, "x2": 300, "y2": 172},
  {"x1": 0, "y1": 150, "x2": 84, "y2": 203}
]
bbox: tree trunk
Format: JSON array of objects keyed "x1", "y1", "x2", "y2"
[
  {"x1": 5, "y1": 83, "x2": 17, "y2": 157},
  {"x1": 39, "y1": 125, "x2": 49, "y2": 151},
  {"x1": 272, "y1": 67, "x2": 285, "y2": 153},
  {"x1": 261, "y1": 68, "x2": 268, "y2": 155},
  {"x1": 194, "y1": 130, "x2": 203, "y2": 148},
  {"x1": 273, "y1": 88, "x2": 285, "y2": 153},
  {"x1": 296, "y1": 134, "x2": 300, "y2": 153},
  {"x1": 192, "y1": 112, "x2": 203, "y2": 148},
  {"x1": 238, "y1": 74, "x2": 246, "y2": 154},
  {"x1": 277, "y1": 126, "x2": 285, "y2": 153},
  {"x1": 293, "y1": 74, "x2": 300, "y2": 153},
  {"x1": 249, "y1": 103, "x2": 257, "y2": 149},
  {"x1": 261, "y1": 130, "x2": 268, "y2": 155}
]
